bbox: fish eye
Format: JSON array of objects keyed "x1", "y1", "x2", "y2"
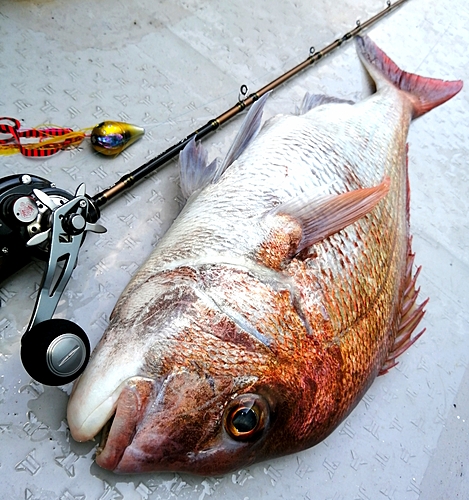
[{"x1": 224, "y1": 394, "x2": 269, "y2": 441}]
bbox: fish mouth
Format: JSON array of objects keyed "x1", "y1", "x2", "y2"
[
  {"x1": 95, "y1": 412, "x2": 123, "y2": 470},
  {"x1": 97, "y1": 414, "x2": 114, "y2": 456},
  {"x1": 94, "y1": 377, "x2": 154, "y2": 471}
]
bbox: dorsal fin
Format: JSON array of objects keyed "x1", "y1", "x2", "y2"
[
  {"x1": 214, "y1": 92, "x2": 270, "y2": 181},
  {"x1": 379, "y1": 146, "x2": 426, "y2": 375},
  {"x1": 379, "y1": 246, "x2": 428, "y2": 375}
]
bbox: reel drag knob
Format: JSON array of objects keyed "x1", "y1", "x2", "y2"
[
  {"x1": 21, "y1": 319, "x2": 90, "y2": 386},
  {"x1": 62, "y1": 212, "x2": 86, "y2": 235}
]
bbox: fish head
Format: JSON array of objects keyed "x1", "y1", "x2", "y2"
[
  {"x1": 92, "y1": 368, "x2": 279, "y2": 475},
  {"x1": 67, "y1": 268, "x2": 335, "y2": 475}
]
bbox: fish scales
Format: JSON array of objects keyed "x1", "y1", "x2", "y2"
[{"x1": 67, "y1": 36, "x2": 462, "y2": 475}]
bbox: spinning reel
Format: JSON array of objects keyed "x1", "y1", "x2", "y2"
[{"x1": 0, "y1": 174, "x2": 105, "y2": 385}]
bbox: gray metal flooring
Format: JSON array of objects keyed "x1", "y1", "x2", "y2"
[{"x1": 0, "y1": 1, "x2": 467, "y2": 498}]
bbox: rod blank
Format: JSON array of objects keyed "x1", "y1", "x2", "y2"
[{"x1": 92, "y1": 0, "x2": 409, "y2": 208}]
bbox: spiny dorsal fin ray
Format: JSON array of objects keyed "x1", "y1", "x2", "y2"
[
  {"x1": 378, "y1": 257, "x2": 428, "y2": 376},
  {"x1": 214, "y1": 92, "x2": 270, "y2": 181},
  {"x1": 271, "y1": 177, "x2": 390, "y2": 254},
  {"x1": 297, "y1": 93, "x2": 354, "y2": 115},
  {"x1": 379, "y1": 144, "x2": 427, "y2": 376}
]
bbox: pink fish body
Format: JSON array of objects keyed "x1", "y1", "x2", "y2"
[{"x1": 67, "y1": 36, "x2": 462, "y2": 475}]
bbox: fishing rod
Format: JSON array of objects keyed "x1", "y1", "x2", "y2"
[
  {"x1": 0, "y1": 0, "x2": 409, "y2": 386},
  {"x1": 93, "y1": 0, "x2": 408, "y2": 208}
]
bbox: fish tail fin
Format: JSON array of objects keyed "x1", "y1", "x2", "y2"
[{"x1": 356, "y1": 35, "x2": 463, "y2": 119}]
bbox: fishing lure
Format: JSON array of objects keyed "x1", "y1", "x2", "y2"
[{"x1": 0, "y1": 117, "x2": 144, "y2": 157}]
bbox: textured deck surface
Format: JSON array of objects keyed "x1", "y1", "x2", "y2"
[{"x1": 0, "y1": 0, "x2": 468, "y2": 498}]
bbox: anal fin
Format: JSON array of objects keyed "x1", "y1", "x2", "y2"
[{"x1": 379, "y1": 246, "x2": 428, "y2": 376}]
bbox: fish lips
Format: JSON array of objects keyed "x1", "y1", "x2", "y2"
[{"x1": 95, "y1": 376, "x2": 155, "y2": 471}]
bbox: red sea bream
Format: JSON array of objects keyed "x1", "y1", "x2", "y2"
[{"x1": 67, "y1": 36, "x2": 462, "y2": 475}]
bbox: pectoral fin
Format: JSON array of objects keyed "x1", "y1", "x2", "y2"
[
  {"x1": 179, "y1": 138, "x2": 218, "y2": 199},
  {"x1": 272, "y1": 177, "x2": 390, "y2": 254}
]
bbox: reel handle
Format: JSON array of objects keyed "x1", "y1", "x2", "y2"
[{"x1": 0, "y1": 173, "x2": 106, "y2": 385}]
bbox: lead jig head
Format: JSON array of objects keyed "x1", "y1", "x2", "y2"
[{"x1": 90, "y1": 121, "x2": 145, "y2": 156}]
